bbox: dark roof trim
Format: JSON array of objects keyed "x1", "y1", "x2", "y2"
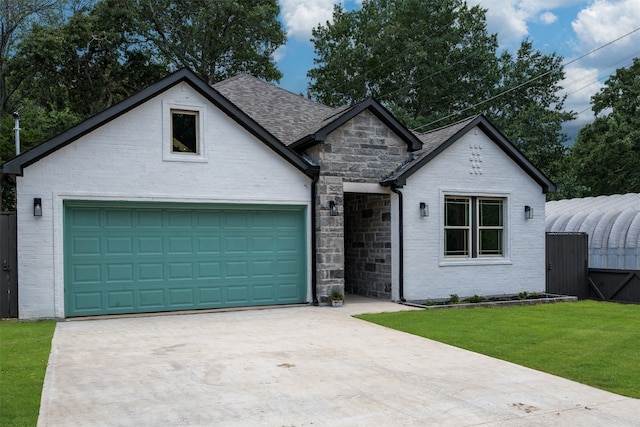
[
  {"x1": 382, "y1": 115, "x2": 557, "y2": 193},
  {"x1": 289, "y1": 98, "x2": 423, "y2": 153},
  {"x1": 3, "y1": 68, "x2": 314, "y2": 178}
]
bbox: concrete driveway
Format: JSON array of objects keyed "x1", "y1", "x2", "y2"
[{"x1": 39, "y1": 297, "x2": 640, "y2": 426}]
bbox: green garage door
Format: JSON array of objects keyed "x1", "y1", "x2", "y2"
[{"x1": 64, "y1": 201, "x2": 307, "y2": 317}]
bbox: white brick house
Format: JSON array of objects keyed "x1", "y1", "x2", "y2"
[{"x1": 2, "y1": 69, "x2": 554, "y2": 319}]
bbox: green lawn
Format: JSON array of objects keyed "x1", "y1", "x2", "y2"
[
  {"x1": 357, "y1": 300, "x2": 640, "y2": 398},
  {"x1": 0, "y1": 320, "x2": 56, "y2": 427}
]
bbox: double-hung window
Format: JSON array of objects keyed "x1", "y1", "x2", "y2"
[{"x1": 445, "y1": 196, "x2": 504, "y2": 258}]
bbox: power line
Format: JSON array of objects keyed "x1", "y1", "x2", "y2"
[{"x1": 411, "y1": 25, "x2": 640, "y2": 132}]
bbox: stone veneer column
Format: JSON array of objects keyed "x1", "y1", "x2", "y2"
[
  {"x1": 305, "y1": 110, "x2": 412, "y2": 303},
  {"x1": 315, "y1": 175, "x2": 345, "y2": 303}
]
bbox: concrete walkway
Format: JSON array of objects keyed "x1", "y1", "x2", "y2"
[{"x1": 38, "y1": 297, "x2": 640, "y2": 426}]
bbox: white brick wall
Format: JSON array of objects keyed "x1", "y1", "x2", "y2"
[
  {"x1": 400, "y1": 129, "x2": 547, "y2": 301},
  {"x1": 17, "y1": 83, "x2": 312, "y2": 319}
]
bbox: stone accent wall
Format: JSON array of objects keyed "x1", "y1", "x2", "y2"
[
  {"x1": 345, "y1": 193, "x2": 392, "y2": 299},
  {"x1": 305, "y1": 110, "x2": 410, "y2": 302}
]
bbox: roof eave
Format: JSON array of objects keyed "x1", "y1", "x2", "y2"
[
  {"x1": 3, "y1": 68, "x2": 313, "y2": 179},
  {"x1": 389, "y1": 115, "x2": 556, "y2": 194}
]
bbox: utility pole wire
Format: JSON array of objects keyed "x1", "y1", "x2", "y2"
[{"x1": 411, "y1": 25, "x2": 640, "y2": 132}]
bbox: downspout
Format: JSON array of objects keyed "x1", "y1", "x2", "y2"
[
  {"x1": 390, "y1": 185, "x2": 405, "y2": 302},
  {"x1": 310, "y1": 170, "x2": 320, "y2": 305}
]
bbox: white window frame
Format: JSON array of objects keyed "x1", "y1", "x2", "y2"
[
  {"x1": 440, "y1": 190, "x2": 511, "y2": 266},
  {"x1": 163, "y1": 101, "x2": 207, "y2": 162}
]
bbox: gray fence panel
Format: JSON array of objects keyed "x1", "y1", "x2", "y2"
[
  {"x1": 588, "y1": 269, "x2": 640, "y2": 303},
  {"x1": 0, "y1": 212, "x2": 18, "y2": 318}
]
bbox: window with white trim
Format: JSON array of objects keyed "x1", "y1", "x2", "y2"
[
  {"x1": 163, "y1": 100, "x2": 206, "y2": 162},
  {"x1": 445, "y1": 196, "x2": 504, "y2": 258}
]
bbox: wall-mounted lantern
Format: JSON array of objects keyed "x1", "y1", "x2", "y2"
[
  {"x1": 34, "y1": 198, "x2": 42, "y2": 217},
  {"x1": 524, "y1": 205, "x2": 533, "y2": 220},
  {"x1": 419, "y1": 202, "x2": 429, "y2": 217},
  {"x1": 329, "y1": 200, "x2": 338, "y2": 216}
]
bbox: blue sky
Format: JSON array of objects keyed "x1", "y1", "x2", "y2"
[{"x1": 275, "y1": 0, "x2": 640, "y2": 136}]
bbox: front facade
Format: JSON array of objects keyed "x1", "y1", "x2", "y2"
[{"x1": 4, "y1": 69, "x2": 554, "y2": 319}]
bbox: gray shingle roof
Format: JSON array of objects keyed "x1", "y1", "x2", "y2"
[{"x1": 213, "y1": 74, "x2": 337, "y2": 145}]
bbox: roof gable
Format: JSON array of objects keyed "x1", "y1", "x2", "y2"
[
  {"x1": 289, "y1": 98, "x2": 423, "y2": 153},
  {"x1": 381, "y1": 115, "x2": 556, "y2": 193},
  {"x1": 3, "y1": 69, "x2": 315, "y2": 178}
]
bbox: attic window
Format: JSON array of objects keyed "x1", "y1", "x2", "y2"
[{"x1": 171, "y1": 110, "x2": 199, "y2": 154}]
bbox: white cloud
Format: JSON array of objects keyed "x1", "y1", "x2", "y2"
[
  {"x1": 467, "y1": 0, "x2": 586, "y2": 45},
  {"x1": 279, "y1": 0, "x2": 340, "y2": 41},
  {"x1": 539, "y1": 11, "x2": 558, "y2": 24},
  {"x1": 571, "y1": 0, "x2": 640, "y2": 62}
]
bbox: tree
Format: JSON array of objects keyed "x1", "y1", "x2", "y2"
[
  {"x1": 134, "y1": 0, "x2": 285, "y2": 84},
  {"x1": 0, "y1": 0, "x2": 57, "y2": 117},
  {"x1": 568, "y1": 58, "x2": 640, "y2": 196},
  {"x1": 308, "y1": 0, "x2": 575, "y2": 187},
  {"x1": 487, "y1": 40, "x2": 575, "y2": 184},
  {"x1": 309, "y1": 0, "x2": 500, "y2": 123},
  {"x1": 12, "y1": 0, "x2": 167, "y2": 117}
]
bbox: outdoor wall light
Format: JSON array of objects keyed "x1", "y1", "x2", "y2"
[
  {"x1": 329, "y1": 200, "x2": 338, "y2": 216},
  {"x1": 34, "y1": 198, "x2": 42, "y2": 217},
  {"x1": 525, "y1": 205, "x2": 533, "y2": 220},
  {"x1": 419, "y1": 202, "x2": 429, "y2": 217}
]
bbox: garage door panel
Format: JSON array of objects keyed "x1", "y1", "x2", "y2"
[
  {"x1": 137, "y1": 210, "x2": 163, "y2": 227},
  {"x1": 167, "y1": 210, "x2": 193, "y2": 228},
  {"x1": 225, "y1": 236, "x2": 248, "y2": 252},
  {"x1": 197, "y1": 236, "x2": 221, "y2": 253},
  {"x1": 105, "y1": 209, "x2": 133, "y2": 227},
  {"x1": 107, "y1": 291, "x2": 134, "y2": 310},
  {"x1": 65, "y1": 203, "x2": 306, "y2": 316},
  {"x1": 226, "y1": 261, "x2": 249, "y2": 278},
  {"x1": 278, "y1": 283, "x2": 301, "y2": 300},
  {"x1": 198, "y1": 262, "x2": 221, "y2": 278},
  {"x1": 169, "y1": 288, "x2": 194, "y2": 306},
  {"x1": 106, "y1": 237, "x2": 133, "y2": 255},
  {"x1": 196, "y1": 211, "x2": 221, "y2": 227},
  {"x1": 199, "y1": 287, "x2": 222, "y2": 304},
  {"x1": 73, "y1": 237, "x2": 101, "y2": 255},
  {"x1": 253, "y1": 284, "x2": 275, "y2": 302},
  {"x1": 106, "y1": 264, "x2": 134, "y2": 282},
  {"x1": 72, "y1": 209, "x2": 101, "y2": 227},
  {"x1": 139, "y1": 289, "x2": 165, "y2": 308},
  {"x1": 168, "y1": 263, "x2": 193, "y2": 279},
  {"x1": 139, "y1": 263, "x2": 164, "y2": 281},
  {"x1": 73, "y1": 264, "x2": 102, "y2": 284},
  {"x1": 74, "y1": 292, "x2": 103, "y2": 312},
  {"x1": 138, "y1": 237, "x2": 163, "y2": 254}
]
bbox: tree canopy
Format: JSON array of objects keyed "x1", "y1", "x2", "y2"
[
  {"x1": 308, "y1": 0, "x2": 575, "y2": 185},
  {"x1": 135, "y1": 0, "x2": 285, "y2": 85},
  {"x1": 0, "y1": 0, "x2": 287, "y2": 208},
  {"x1": 568, "y1": 58, "x2": 640, "y2": 197}
]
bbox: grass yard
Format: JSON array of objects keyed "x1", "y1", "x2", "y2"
[
  {"x1": 357, "y1": 300, "x2": 640, "y2": 398},
  {"x1": 0, "y1": 320, "x2": 56, "y2": 427}
]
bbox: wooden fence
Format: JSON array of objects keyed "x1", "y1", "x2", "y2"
[
  {"x1": 546, "y1": 232, "x2": 640, "y2": 304},
  {"x1": 546, "y1": 232, "x2": 589, "y2": 299},
  {"x1": 588, "y1": 268, "x2": 640, "y2": 304},
  {"x1": 0, "y1": 212, "x2": 17, "y2": 318}
]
